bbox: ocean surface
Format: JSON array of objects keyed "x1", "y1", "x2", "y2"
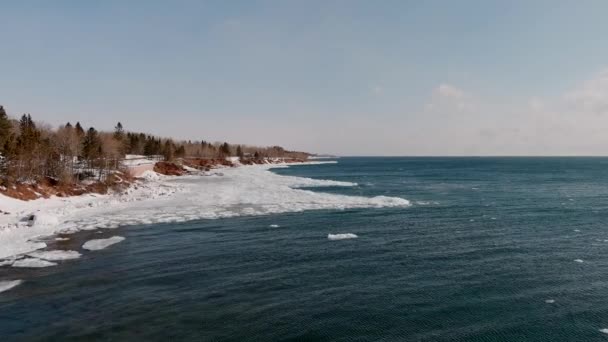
[{"x1": 3, "y1": 157, "x2": 608, "y2": 341}]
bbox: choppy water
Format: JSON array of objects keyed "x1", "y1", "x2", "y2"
[{"x1": 3, "y1": 157, "x2": 608, "y2": 341}]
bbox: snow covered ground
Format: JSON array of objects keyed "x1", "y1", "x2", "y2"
[{"x1": 0, "y1": 162, "x2": 410, "y2": 262}]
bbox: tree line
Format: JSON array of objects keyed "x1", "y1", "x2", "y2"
[{"x1": 0, "y1": 106, "x2": 309, "y2": 185}]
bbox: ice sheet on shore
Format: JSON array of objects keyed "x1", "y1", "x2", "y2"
[
  {"x1": 0, "y1": 162, "x2": 409, "y2": 259},
  {"x1": 328, "y1": 233, "x2": 358, "y2": 240},
  {"x1": 82, "y1": 236, "x2": 125, "y2": 251},
  {"x1": 0, "y1": 280, "x2": 22, "y2": 293}
]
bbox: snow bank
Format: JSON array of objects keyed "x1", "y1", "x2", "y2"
[
  {"x1": 0, "y1": 280, "x2": 22, "y2": 294},
  {"x1": 82, "y1": 236, "x2": 125, "y2": 251},
  {"x1": 28, "y1": 250, "x2": 81, "y2": 261},
  {"x1": 139, "y1": 170, "x2": 162, "y2": 181},
  {"x1": 0, "y1": 162, "x2": 409, "y2": 260},
  {"x1": 328, "y1": 233, "x2": 358, "y2": 240}
]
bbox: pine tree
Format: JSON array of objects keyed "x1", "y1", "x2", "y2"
[
  {"x1": 0, "y1": 106, "x2": 12, "y2": 153},
  {"x1": 82, "y1": 127, "x2": 101, "y2": 163},
  {"x1": 74, "y1": 122, "x2": 84, "y2": 137},
  {"x1": 219, "y1": 142, "x2": 231, "y2": 158},
  {"x1": 162, "y1": 140, "x2": 175, "y2": 161},
  {"x1": 175, "y1": 145, "x2": 185, "y2": 158},
  {"x1": 236, "y1": 145, "x2": 244, "y2": 159},
  {"x1": 114, "y1": 122, "x2": 124, "y2": 140}
]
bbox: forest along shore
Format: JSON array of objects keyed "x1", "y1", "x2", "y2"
[{"x1": 0, "y1": 104, "x2": 312, "y2": 201}]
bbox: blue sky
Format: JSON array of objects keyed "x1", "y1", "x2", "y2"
[{"x1": 2, "y1": 0, "x2": 608, "y2": 155}]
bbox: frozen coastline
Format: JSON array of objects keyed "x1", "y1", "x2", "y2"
[{"x1": 0, "y1": 162, "x2": 410, "y2": 262}]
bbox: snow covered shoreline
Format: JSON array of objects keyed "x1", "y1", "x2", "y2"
[{"x1": 0, "y1": 161, "x2": 410, "y2": 262}]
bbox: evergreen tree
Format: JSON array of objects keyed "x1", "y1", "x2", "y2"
[
  {"x1": 74, "y1": 122, "x2": 85, "y2": 137},
  {"x1": 162, "y1": 140, "x2": 175, "y2": 161},
  {"x1": 0, "y1": 106, "x2": 12, "y2": 153},
  {"x1": 236, "y1": 145, "x2": 244, "y2": 159},
  {"x1": 175, "y1": 145, "x2": 185, "y2": 158},
  {"x1": 65, "y1": 122, "x2": 72, "y2": 128},
  {"x1": 114, "y1": 122, "x2": 124, "y2": 140},
  {"x1": 82, "y1": 127, "x2": 101, "y2": 162},
  {"x1": 219, "y1": 142, "x2": 231, "y2": 157}
]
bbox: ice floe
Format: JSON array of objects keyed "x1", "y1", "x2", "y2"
[
  {"x1": 12, "y1": 258, "x2": 57, "y2": 268},
  {"x1": 0, "y1": 280, "x2": 22, "y2": 293},
  {"x1": 27, "y1": 250, "x2": 81, "y2": 261},
  {"x1": 269, "y1": 224, "x2": 280, "y2": 228},
  {"x1": 574, "y1": 259, "x2": 584, "y2": 263},
  {"x1": 82, "y1": 236, "x2": 125, "y2": 251}
]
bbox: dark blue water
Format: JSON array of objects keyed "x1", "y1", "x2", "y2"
[{"x1": 3, "y1": 157, "x2": 608, "y2": 341}]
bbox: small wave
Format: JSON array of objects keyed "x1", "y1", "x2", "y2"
[
  {"x1": 0, "y1": 280, "x2": 22, "y2": 294},
  {"x1": 328, "y1": 233, "x2": 358, "y2": 240},
  {"x1": 574, "y1": 259, "x2": 584, "y2": 263},
  {"x1": 545, "y1": 299, "x2": 555, "y2": 304},
  {"x1": 82, "y1": 236, "x2": 125, "y2": 251},
  {"x1": 269, "y1": 224, "x2": 280, "y2": 228}
]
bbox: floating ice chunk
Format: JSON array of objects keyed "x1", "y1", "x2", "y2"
[
  {"x1": 0, "y1": 280, "x2": 22, "y2": 293},
  {"x1": 545, "y1": 299, "x2": 555, "y2": 304},
  {"x1": 574, "y1": 259, "x2": 584, "y2": 263},
  {"x1": 574, "y1": 229, "x2": 581, "y2": 232},
  {"x1": 269, "y1": 224, "x2": 280, "y2": 228},
  {"x1": 12, "y1": 258, "x2": 57, "y2": 268},
  {"x1": 328, "y1": 233, "x2": 358, "y2": 240},
  {"x1": 600, "y1": 328, "x2": 608, "y2": 334},
  {"x1": 55, "y1": 237, "x2": 70, "y2": 241},
  {"x1": 28, "y1": 250, "x2": 81, "y2": 261},
  {"x1": 82, "y1": 236, "x2": 125, "y2": 251}
]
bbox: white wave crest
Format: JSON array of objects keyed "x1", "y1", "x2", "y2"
[
  {"x1": 82, "y1": 236, "x2": 125, "y2": 251},
  {"x1": 0, "y1": 280, "x2": 22, "y2": 293},
  {"x1": 328, "y1": 233, "x2": 358, "y2": 240}
]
